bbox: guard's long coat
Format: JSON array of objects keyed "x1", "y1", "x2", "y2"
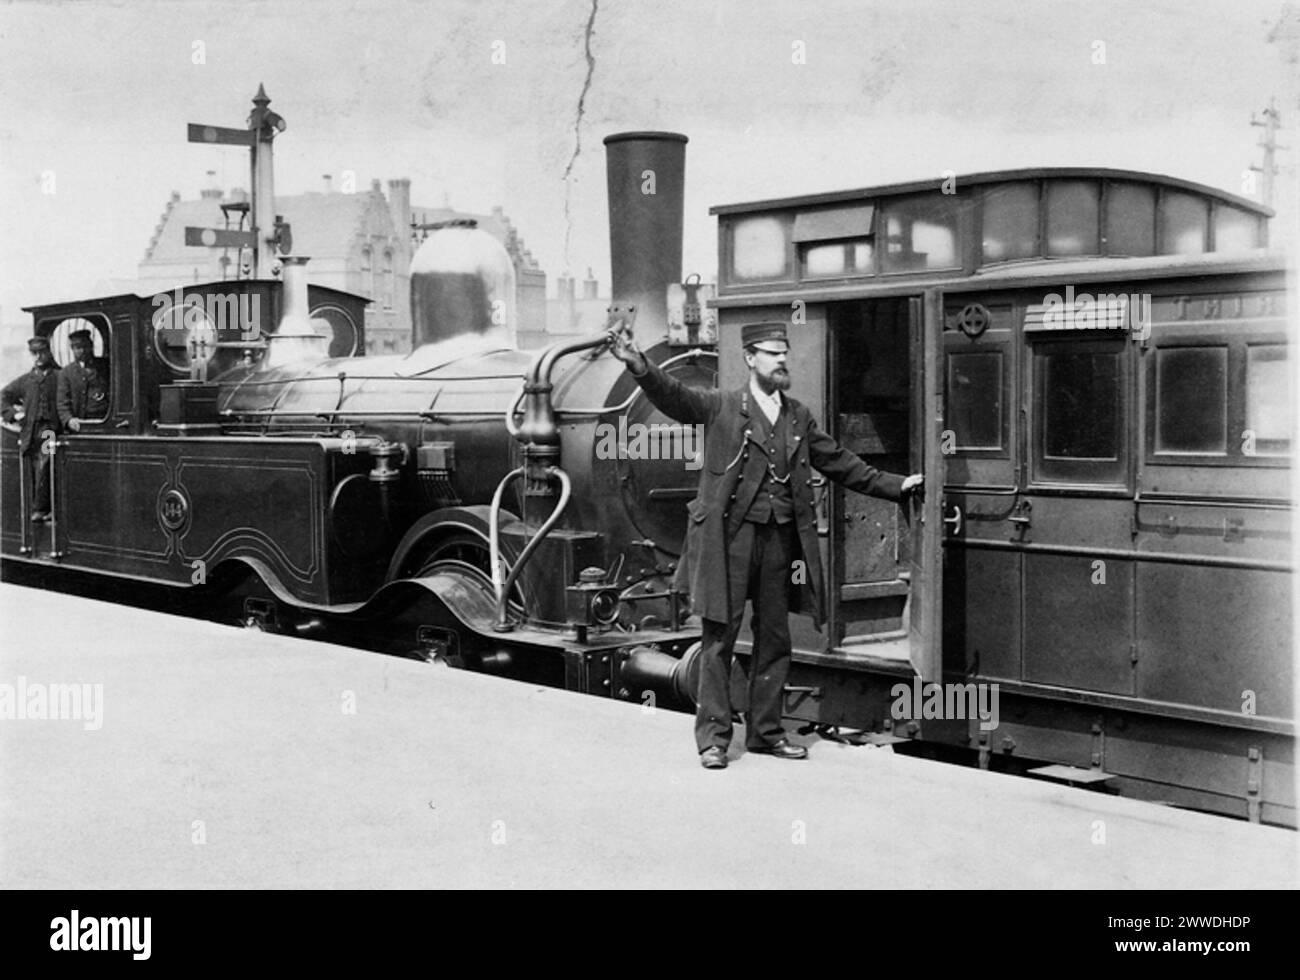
[{"x1": 633, "y1": 361, "x2": 904, "y2": 629}]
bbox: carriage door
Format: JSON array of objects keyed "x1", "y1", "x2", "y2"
[{"x1": 830, "y1": 295, "x2": 942, "y2": 681}]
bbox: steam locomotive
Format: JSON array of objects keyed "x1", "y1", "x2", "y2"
[{"x1": 3, "y1": 125, "x2": 1293, "y2": 826}]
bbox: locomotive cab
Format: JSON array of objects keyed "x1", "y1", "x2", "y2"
[{"x1": 5, "y1": 279, "x2": 368, "y2": 536}]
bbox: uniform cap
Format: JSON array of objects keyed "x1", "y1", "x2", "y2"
[
  {"x1": 68, "y1": 329, "x2": 93, "y2": 344},
  {"x1": 27, "y1": 336, "x2": 50, "y2": 353},
  {"x1": 740, "y1": 321, "x2": 789, "y2": 352}
]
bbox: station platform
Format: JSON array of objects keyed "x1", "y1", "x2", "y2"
[{"x1": 1, "y1": 582, "x2": 1295, "y2": 890}]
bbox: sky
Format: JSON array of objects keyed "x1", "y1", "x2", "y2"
[{"x1": 1, "y1": 0, "x2": 1297, "y2": 332}]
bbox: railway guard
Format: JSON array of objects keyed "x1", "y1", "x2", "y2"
[
  {"x1": 611, "y1": 318, "x2": 923, "y2": 768},
  {"x1": 1, "y1": 336, "x2": 61, "y2": 522}
]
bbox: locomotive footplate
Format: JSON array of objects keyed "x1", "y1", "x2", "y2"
[{"x1": 299, "y1": 564, "x2": 702, "y2": 707}]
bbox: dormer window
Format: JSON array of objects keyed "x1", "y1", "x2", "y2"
[{"x1": 360, "y1": 246, "x2": 374, "y2": 297}]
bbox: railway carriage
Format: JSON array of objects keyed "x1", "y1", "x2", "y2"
[
  {"x1": 2, "y1": 129, "x2": 1292, "y2": 824},
  {"x1": 710, "y1": 168, "x2": 1292, "y2": 824}
]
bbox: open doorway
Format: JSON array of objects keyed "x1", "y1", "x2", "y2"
[{"x1": 829, "y1": 298, "x2": 917, "y2": 655}]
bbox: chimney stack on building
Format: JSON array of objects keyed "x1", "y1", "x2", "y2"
[{"x1": 388, "y1": 179, "x2": 412, "y2": 244}]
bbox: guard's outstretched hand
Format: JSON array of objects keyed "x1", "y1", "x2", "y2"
[
  {"x1": 901, "y1": 474, "x2": 924, "y2": 493},
  {"x1": 607, "y1": 318, "x2": 646, "y2": 373}
]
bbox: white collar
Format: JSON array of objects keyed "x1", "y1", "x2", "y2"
[{"x1": 749, "y1": 376, "x2": 783, "y2": 418}]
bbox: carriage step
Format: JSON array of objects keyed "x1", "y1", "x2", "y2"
[
  {"x1": 862, "y1": 732, "x2": 910, "y2": 746},
  {"x1": 1027, "y1": 764, "x2": 1116, "y2": 786}
]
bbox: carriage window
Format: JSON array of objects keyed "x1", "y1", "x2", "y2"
[
  {"x1": 1105, "y1": 183, "x2": 1156, "y2": 255},
  {"x1": 881, "y1": 196, "x2": 957, "y2": 272},
  {"x1": 1160, "y1": 192, "x2": 1208, "y2": 255},
  {"x1": 730, "y1": 216, "x2": 789, "y2": 280},
  {"x1": 1034, "y1": 343, "x2": 1126, "y2": 483},
  {"x1": 1154, "y1": 346, "x2": 1228, "y2": 455},
  {"x1": 946, "y1": 351, "x2": 1003, "y2": 450},
  {"x1": 1246, "y1": 345, "x2": 1291, "y2": 456},
  {"x1": 1046, "y1": 181, "x2": 1100, "y2": 257},
  {"x1": 803, "y1": 240, "x2": 873, "y2": 277},
  {"x1": 1213, "y1": 206, "x2": 1261, "y2": 253},
  {"x1": 981, "y1": 184, "x2": 1039, "y2": 262}
]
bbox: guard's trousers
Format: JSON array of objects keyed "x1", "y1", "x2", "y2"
[{"x1": 694, "y1": 519, "x2": 798, "y2": 753}]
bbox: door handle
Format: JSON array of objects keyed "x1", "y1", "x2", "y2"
[
  {"x1": 812, "y1": 474, "x2": 829, "y2": 536},
  {"x1": 943, "y1": 504, "x2": 963, "y2": 536},
  {"x1": 1007, "y1": 499, "x2": 1032, "y2": 529}
]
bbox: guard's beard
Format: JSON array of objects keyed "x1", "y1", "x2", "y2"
[{"x1": 757, "y1": 367, "x2": 792, "y2": 393}]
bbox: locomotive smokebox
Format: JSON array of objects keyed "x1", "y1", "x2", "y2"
[
  {"x1": 410, "y1": 220, "x2": 517, "y2": 348},
  {"x1": 604, "y1": 132, "x2": 687, "y2": 330}
]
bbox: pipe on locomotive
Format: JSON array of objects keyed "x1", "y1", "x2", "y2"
[
  {"x1": 489, "y1": 131, "x2": 689, "y2": 633},
  {"x1": 490, "y1": 331, "x2": 608, "y2": 631}
]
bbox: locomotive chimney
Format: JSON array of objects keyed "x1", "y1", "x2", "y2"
[
  {"x1": 603, "y1": 132, "x2": 687, "y2": 331},
  {"x1": 263, "y1": 256, "x2": 328, "y2": 368}
]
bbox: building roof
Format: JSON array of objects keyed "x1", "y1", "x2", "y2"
[
  {"x1": 411, "y1": 203, "x2": 542, "y2": 272},
  {"x1": 141, "y1": 183, "x2": 545, "y2": 281},
  {"x1": 141, "y1": 188, "x2": 396, "y2": 267}
]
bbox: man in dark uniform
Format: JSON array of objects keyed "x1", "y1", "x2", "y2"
[
  {"x1": 57, "y1": 328, "x2": 110, "y2": 431},
  {"x1": 1, "y1": 336, "x2": 62, "y2": 521},
  {"x1": 610, "y1": 320, "x2": 922, "y2": 769}
]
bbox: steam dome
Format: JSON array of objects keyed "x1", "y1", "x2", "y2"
[{"x1": 410, "y1": 219, "x2": 517, "y2": 348}]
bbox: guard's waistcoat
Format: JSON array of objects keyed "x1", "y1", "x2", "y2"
[{"x1": 744, "y1": 404, "x2": 794, "y2": 525}]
